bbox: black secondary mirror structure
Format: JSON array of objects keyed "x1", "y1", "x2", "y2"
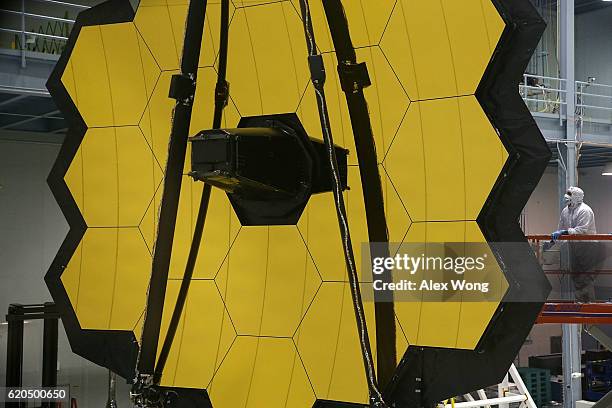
[{"x1": 190, "y1": 113, "x2": 348, "y2": 225}]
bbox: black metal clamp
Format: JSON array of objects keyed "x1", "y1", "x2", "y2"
[
  {"x1": 337, "y1": 61, "x2": 371, "y2": 94},
  {"x1": 214, "y1": 79, "x2": 230, "y2": 109},
  {"x1": 308, "y1": 55, "x2": 326, "y2": 88},
  {"x1": 168, "y1": 73, "x2": 196, "y2": 106}
]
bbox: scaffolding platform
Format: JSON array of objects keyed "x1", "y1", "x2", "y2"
[{"x1": 537, "y1": 302, "x2": 612, "y2": 324}]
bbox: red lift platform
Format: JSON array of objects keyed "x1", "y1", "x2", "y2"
[
  {"x1": 537, "y1": 302, "x2": 612, "y2": 324},
  {"x1": 527, "y1": 234, "x2": 612, "y2": 324}
]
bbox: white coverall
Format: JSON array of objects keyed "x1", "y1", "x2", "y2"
[
  {"x1": 558, "y1": 203, "x2": 596, "y2": 235},
  {"x1": 557, "y1": 187, "x2": 599, "y2": 302}
]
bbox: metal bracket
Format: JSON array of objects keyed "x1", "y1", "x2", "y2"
[
  {"x1": 168, "y1": 73, "x2": 196, "y2": 106},
  {"x1": 307, "y1": 55, "x2": 326, "y2": 87},
  {"x1": 337, "y1": 60, "x2": 370, "y2": 94},
  {"x1": 214, "y1": 79, "x2": 230, "y2": 108}
]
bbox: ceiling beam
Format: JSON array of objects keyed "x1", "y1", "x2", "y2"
[
  {"x1": 0, "y1": 110, "x2": 61, "y2": 130},
  {"x1": 0, "y1": 94, "x2": 28, "y2": 108}
]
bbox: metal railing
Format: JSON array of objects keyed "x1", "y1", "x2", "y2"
[
  {"x1": 520, "y1": 73, "x2": 612, "y2": 129},
  {"x1": 0, "y1": 0, "x2": 88, "y2": 67},
  {"x1": 577, "y1": 80, "x2": 612, "y2": 137},
  {"x1": 519, "y1": 73, "x2": 567, "y2": 126}
]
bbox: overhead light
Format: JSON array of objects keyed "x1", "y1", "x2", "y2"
[{"x1": 602, "y1": 163, "x2": 612, "y2": 176}]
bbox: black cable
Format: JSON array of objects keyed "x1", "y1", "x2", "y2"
[
  {"x1": 296, "y1": 0, "x2": 387, "y2": 406},
  {"x1": 152, "y1": 0, "x2": 231, "y2": 385},
  {"x1": 152, "y1": 187, "x2": 210, "y2": 384},
  {"x1": 319, "y1": 0, "x2": 397, "y2": 390}
]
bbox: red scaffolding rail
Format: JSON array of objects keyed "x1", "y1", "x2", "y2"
[{"x1": 527, "y1": 235, "x2": 612, "y2": 324}]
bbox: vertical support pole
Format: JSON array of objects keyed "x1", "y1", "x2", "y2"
[
  {"x1": 42, "y1": 303, "x2": 58, "y2": 408},
  {"x1": 20, "y1": 0, "x2": 26, "y2": 68},
  {"x1": 106, "y1": 370, "x2": 118, "y2": 408},
  {"x1": 6, "y1": 305, "x2": 24, "y2": 408},
  {"x1": 498, "y1": 372, "x2": 510, "y2": 408},
  {"x1": 560, "y1": 2, "x2": 581, "y2": 408},
  {"x1": 6, "y1": 305, "x2": 24, "y2": 388},
  {"x1": 561, "y1": 0, "x2": 576, "y2": 188},
  {"x1": 562, "y1": 324, "x2": 582, "y2": 408}
]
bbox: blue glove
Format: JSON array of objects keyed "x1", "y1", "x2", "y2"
[{"x1": 551, "y1": 230, "x2": 568, "y2": 240}]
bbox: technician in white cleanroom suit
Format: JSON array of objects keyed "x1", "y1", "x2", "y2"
[{"x1": 551, "y1": 186, "x2": 601, "y2": 302}]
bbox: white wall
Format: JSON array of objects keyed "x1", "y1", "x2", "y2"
[
  {"x1": 525, "y1": 165, "x2": 612, "y2": 236},
  {"x1": 0, "y1": 140, "x2": 65, "y2": 309},
  {"x1": 576, "y1": 7, "x2": 612, "y2": 124},
  {"x1": 577, "y1": 168, "x2": 612, "y2": 233},
  {"x1": 576, "y1": 7, "x2": 612, "y2": 87},
  {"x1": 523, "y1": 168, "x2": 560, "y2": 236},
  {"x1": 517, "y1": 324, "x2": 562, "y2": 367},
  {"x1": 0, "y1": 137, "x2": 132, "y2": 406}
]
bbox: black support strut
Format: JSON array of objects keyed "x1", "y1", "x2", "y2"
[
  {"x1": 319, "y1": 0, "x2": 397, "y2": 391},
  {"x1": 42, "y1": 304, "x2": 59, "y2": 408},
  {"x1": 296, "y1": 0, "x2": 389, "y2": 406},
  {"x1": 152, "y1": 0, "x2": 231, "y2": 386},
  {"x1": 137, "y1": 0, "x2": 209, "y2": 377}
]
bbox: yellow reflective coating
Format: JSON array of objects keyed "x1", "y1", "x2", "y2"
[{"x1": 60, "y1": 0, "x2": 509, "y2": 405}]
